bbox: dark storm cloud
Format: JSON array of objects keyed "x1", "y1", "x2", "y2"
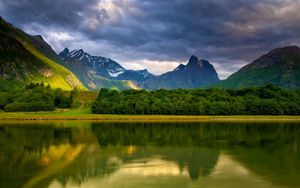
[
  {"x1": 1, "y1": 0, "x2": 300, "y2": 78},
  {"x1": 0, "y1": 0, "x2": 102, "y2": 28}
]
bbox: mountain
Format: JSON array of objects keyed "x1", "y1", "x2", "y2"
[
  {"x1": 115, "y1": 69, "x2": 154, "y2": 82},
  {"x1": 217, "y1": 46, "x2": 300, "y2": 89},
  {"x1": 142, "y1": 55, "x2": 219, "y2": 89},
  {"x1": 59, "y1": 50, "x2": 218, "y2": 90},
  {"x1": 28, "y1": 34, "x2": 61, "y2": 62},
  {"x1": 59, "y1": 48, "x2": 126, "y2": 79},
  {"x1": 59, "y1": 48, "x2": 141, "y2": 90},
  {"x1": 0, "y1": 17, "x2": 86, "y2": 91}
]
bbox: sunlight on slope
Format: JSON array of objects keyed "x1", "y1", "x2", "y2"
[
  {"x1": 128, "y1": 80, "x2": 140, "y2": 90},
  {"x1": 16, "y1": 36, "x2": 87, "y2": 91}
]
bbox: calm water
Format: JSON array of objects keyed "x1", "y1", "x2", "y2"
[{"x1": 0, "y1": 121, "x2": 299, "y2": 188}]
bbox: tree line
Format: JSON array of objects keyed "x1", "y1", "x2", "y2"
[
  {"x1": 92, "y1": 84, "x2": 300, "y2": 115},
  {"x1": 0, "y1": 83, "x2": 77, "y2": 112}
]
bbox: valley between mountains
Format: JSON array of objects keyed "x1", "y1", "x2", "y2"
[{"x1": 1, "y1": 16, "x2": 300, "y2": 92}]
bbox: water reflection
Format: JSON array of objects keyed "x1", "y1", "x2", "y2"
[{"x1": 0, "y1": 122, "x2": 299, "y2": 188}]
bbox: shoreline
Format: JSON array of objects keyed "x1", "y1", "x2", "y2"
[{"x1": 1, "y1": 112, "x2": 300, "y2": 122}]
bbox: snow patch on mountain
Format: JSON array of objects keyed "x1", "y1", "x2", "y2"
[{"x1": 108, "y1": 70, "x2": 125, "y2": 77}]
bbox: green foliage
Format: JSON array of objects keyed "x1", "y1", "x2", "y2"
[
  {"x1": 4, "y1": 101, "x2": 55, "y2": 112},
  {"x1": 92, "y1": 85, "x2": 300, "y2": 115},
  {"x1": 0, "y1": 83, "x2": 79, "y2": 112},
  {"x1": 0, "y1": 92, "x2": 11, "y2": 109}
]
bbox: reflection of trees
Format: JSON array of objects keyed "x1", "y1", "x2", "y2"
[
  {"x1": 226, "y1": 124, "x2": 300, "y2": 188},
  {"x1": 0, "y1": 122, "x2": 299, "y2": 187},
  {"x1": 91, "y1": 122, "x2": 300, "y2": 183},
  {"x1": 91, "y1": 122, "x2": 300, "y2": 147},
  {"x1": 0, "y1": 124, "x2": 74, "y2": 188},
  {"x1": 229, "y1": 145, "x2": 300, "y2": 187},
  {"x1": 91, "y1": 122, "x2": 222, "y2": 180}
]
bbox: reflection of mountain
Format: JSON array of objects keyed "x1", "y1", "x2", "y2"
[
  {"x1": 0, "y1": 122, "x2": 299, "y2": 188},
  {"x1": 161, "y1": 148, "x2": 219, "y2": 180},
  {"x1": 229, "y1": 146, "x2": 300, "y2": 187}
]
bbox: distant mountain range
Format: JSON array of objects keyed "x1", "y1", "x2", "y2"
[
  {"x1": 1, "y1": 16, "x2": 300, "y2": 91},
  {"x1": 58, "y1": 49, "x2": 218, "y2": 90},
  {"x1": 58, "y1": 48, "x2": 154, "y2": 90}
]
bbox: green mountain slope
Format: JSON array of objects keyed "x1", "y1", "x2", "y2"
[
  {"x1": 0, "y1": 17, "x2": 87, "y2": 91},
  {"x1": 217, "y1": 46, "x2": 300, "y2": 89}
]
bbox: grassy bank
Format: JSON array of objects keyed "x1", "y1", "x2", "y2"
[{"x1": 1, "y1": 109, "x2": 300, "y2": 122}]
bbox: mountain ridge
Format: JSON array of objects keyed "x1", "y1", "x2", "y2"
[
  {"x1": 217, "y1": 46, "x2": 300, "y2": 89},
  {"x1": 0, "y1": 16, "x2": 87, "y2": 91},
  {"x1": 58, "y1": 48, "x2": 140, "y2": 90},
  {"x1": 141, "y1": 55, "x2": 220, "y2": 89},
  {"x1": 2, "y1": 17, "x2": 300, "y2": 91},
  {"x1": 59, "y1": 49, "x2": 220, "y2": 90}
]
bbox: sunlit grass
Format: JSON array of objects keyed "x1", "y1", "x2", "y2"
[
  {"x1": 0, "y1": 111, "x2": 300, "y2": 122},
  {"x1": 16, "y1": 36, "x2": 87, "y2": 91}
]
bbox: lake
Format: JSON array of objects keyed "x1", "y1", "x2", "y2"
[{"x1": 0, "y1": 121, "x2": 299, "y2": 188}]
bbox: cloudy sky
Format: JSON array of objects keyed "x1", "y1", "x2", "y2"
[{"x1": 1, "y1": 0, "x2": 300, "y2": 79}]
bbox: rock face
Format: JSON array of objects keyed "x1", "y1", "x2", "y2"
[
  {"x1": 59, "y1": 48, "x2": 155, "y2": 82},
  {"x1": 142, "y1": 55, "x2": 220, "y2": 89},
  {"x1": 59, "y1": 48, "x2": 126, "y2": 79},
  {"x1": 217, "y1": 46, "x2": 300, "y2": 89},
  {"x1": 59, "y1": 48, "x2": 145, "y2": 90},
  {"x1": 116, "y1": 69, "x2": 154, "y2": 82}
]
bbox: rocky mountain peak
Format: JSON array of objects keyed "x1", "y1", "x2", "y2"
[
  {"x1": 142, "y1": 55, "x2": 219, "y2": 89},
  {"x1": 186, "y1": 55, "x2": 211, "y2": 69},
  {"x1": 68, "y1": 49, "x2": 85, "y2": 59},
  {"x1": 188, "y1": 55, "x2": 199, "y2": 64},
  {"x1": 59, "y1": 48, "x2": 70, "y2": 57}
]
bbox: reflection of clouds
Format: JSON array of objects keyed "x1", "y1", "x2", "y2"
[
  {"x1": 117, "y1": 158, "x2": 189, "y2": 177},
  {"x1": 211, "y1": 153, "x2": 252, "y2": 176},
  {"x1": 203, "y1": 153, "x2": 282, "y2": 188},
  {"x1": 48, "y1": 153, "x2": 283, "y2": 188}
]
